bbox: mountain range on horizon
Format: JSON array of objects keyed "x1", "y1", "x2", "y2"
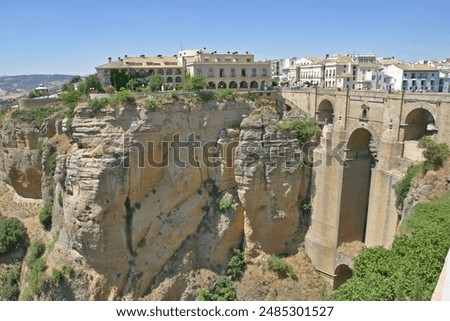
[{"x1": 0, "y1": 74, "x2": 74, "y2": 99}]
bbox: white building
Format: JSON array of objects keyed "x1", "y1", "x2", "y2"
[{"x1": 381, "y1": 63, "x2": 439, "y2": 92}]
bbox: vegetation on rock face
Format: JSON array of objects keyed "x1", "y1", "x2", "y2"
[
  {"x1": 0, "y1": 216, "x2": 26, "y2": 254},
  {"x1": 198, "y1": 248, "x2": 245, "y2": 300},
  {"x1": 0, "y1": 263, "x2": 21, "y2": 300},
  {"x1": 418, "y1": 136, "x2": 450, "y2": 171},
  {"x1": 198, "y1": 275, "x2": 237, "y2": 301},
  {"x1": 226, "y1": 248, "x2": 246, "y2": 280},
  {"x1": 39, "y1": 197, "x2": 54, "y2": 230},
  {"x1": 219, "y1": 196, "x2": 232, "y2": 212},
  {"x1": 11, "y1": 105, "x2": 63, "y2": 128},
  {"x1": 88, "y1": 97, "x2": 109, "y2": 113},
  {"x1": 267, "y1": 255, "x2": 298, "y2": 280},
  {"x1": 21, "y1": 240, "x2": 47, "y2": 300},
  {"x1": 332, "y1": 194, "x2": 450, "y2": 300},
  {"x1": 59, "y1": 90, "x2": 83, "y2": 108},
  {"x1": 395, "y1": 164, "x2": 422, "y2": 209},
  {"x1": 278, "y1": 120, "x2": 318, "y2": 146}
]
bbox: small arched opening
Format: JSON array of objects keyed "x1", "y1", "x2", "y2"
[
  {"x1": 208, "y1": 81, "x2": 216, "y2": 89},
  {"x1": 240, "y1": 81, "x2": 248, "y2": 89},
  {"x1": 334, "y1": 264, "x2": 353, "y2": 290},
  {"x1": 175, "y1": 76, "x2": 182, "y2": 83},
  {"x1": 166, "y1": 76, "x2": 173, "y2": 83},
  {"x1": 250, "y1": 81, "x2": 258, "y2": 89},
  {"x1": 317, "y1": 99, "x2": 334, "y2": 125},
  {"x1": 218, "y1": 81, "x2": 227, "y2": 89},
  {"x1": 229, "y1": 81, "x2": 238, "y2": 89}
]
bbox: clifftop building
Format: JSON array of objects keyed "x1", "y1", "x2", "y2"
[
  {"x1": 96, "y1": 49, "x2": 271, "y2": 90},
  {"x1": 96, "y1": 55, "x2": 184, "y2": 88},
  {"x1": 179, "y1": 49, "x2": 271, "y2": 89}
]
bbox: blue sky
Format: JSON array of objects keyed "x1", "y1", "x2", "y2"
[{"x1": 1, "y1": 0, "x2": 449, "y2": 75}]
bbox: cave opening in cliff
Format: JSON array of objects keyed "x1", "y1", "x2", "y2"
[
  {"x1": 317, "y1": 99, "x2": 334, "y2": 126},
  {"x1": 337, "y1": 128, "x2": 376, "y2": 245}
]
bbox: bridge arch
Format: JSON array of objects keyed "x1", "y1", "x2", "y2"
[
  {"x1": 333, "y1": 264, "x2": 353, "y2": 289},
  {"x1": 338, "y1": 127, "x2": 377, "y2": 245},
  {"x1": 317, "y1": 98, "x2": 334, "y2": 125},
  {"x1": 403, "y1": 108, "x2": 436, "y2": 141}
]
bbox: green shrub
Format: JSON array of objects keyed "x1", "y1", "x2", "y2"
[
  {"x1": 27, "y1": 258, "x2": 47, "y2": 296},
  {"x1": 145, "y1": 98, "x2": 157, "y2": 111},
  {"x1": 0, "y1": 263, "x2": 21, "y2": 300},
  {"x1": 219, "y1": 197, "x2": 232, "y2": 212},
  {"x1": 39, "y1": 197, "x2": 54, "y2": 230},
  {"x1": 266, "y1": 255, "x2": 298, "y2": 280},
  {"x1": 395, "y1": 164, "x2": 422, "y2": 208},
  {"x1": 226, "y1": 248, "x2": 246, "y2": 279},
  {"x1": 198, "y1": 276, "x2": 236, "y2": 301},
  {"x1": 59, "y1": 90, "x2": 83, "y2": 108},
  {"x1": 111, "y1": 88, "x2": 134, "y2": 105},
  {"x1": 27, "y1": 240, "x2": 45, "y2": 266},
  {"x1": 36, "y1": 140, "x2": 44, "y2": 157},
  {"x1": 48, "y1": 149, "x2": 57, "y2": 177},
  {"x1": 213, "y1": 89, "x2": 235, "y2": 101},
  {"x1": 267, "y1": 255, "x2": 287, "y2": 273},
  {"x1": 50, "y1": 268, "x2": 63, "y2": 285},
  {"x1": 62, "y1": 264, "x2": 74, "y2": 278},
  {"x1": 278, "y1": 120, "x2": 317, "y2": 146},
  {"x1": 197, "y1": 91, "x2": 214, "y2": 101},
  {"x1": 332, "y1": 194, "x2": 450, "y2": 300},
  {"x1": 0, "y1": 216, "x2": 26, "y2": 254},
  {"x1": 58, "y1": 191, "x2": 63, "y2": 207},
  {"x1": 88, "y1": 97, "x2": 109, "y2": 112},
  {"x1": 418, "y1": 136, "x2": 450, "y2": 171}
]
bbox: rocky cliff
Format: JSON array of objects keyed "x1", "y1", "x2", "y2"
[{"x1": 0, "y1": 94, "x2": 320, "y2": 300}]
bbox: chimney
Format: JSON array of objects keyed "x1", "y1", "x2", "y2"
[
  {"x1": 140, "y1": 54, "x2": 145, "y2": 58},
  {"x1": 325, "y1": 54, "x2": 330, "y2": 59},
  {"x1": 246, "y1": 51, "x2": 249, "y2": 54},
  {"x1": 157, "y1": 54, "x2": 162, "y2": 58},
  {"x1": 108, "y1": 57, "x2": 112, "y2": 63},
  {"x1": 124, "y1": 55, "x2": 128, "y2": 58}
]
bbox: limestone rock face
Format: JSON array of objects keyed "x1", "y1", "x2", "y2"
[
  {"x1": 58, "y1": 100, "x2": 251, "y2": 298},
  {"x1": 235, "y1": 111, "x2": 310, "y2": 256},
  {"x1": 0, "y1": 95, "x2": 314, "y2": 300},
  {"x1": 0, "y1": 121, "x2": 42, "y2": 198}
]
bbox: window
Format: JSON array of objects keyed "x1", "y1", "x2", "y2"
[
  {"x1": 204, "y1": 58, "x2": 209, "y2": 62},
  {"x1": 225, "y1": 58, "x2": 231, "y2": 62},
  {"x1": 404, "y1": 73, "x2": 407, "y2": 77},
  {"x1": 252, "y1": 68, "x2": 257, "y2": 77},
  {"x1": 262, "y1": 68, "x2": 267, "y2": 77},
  {"x1": 246, "y1": 58, "x2": 251, "y2": 62},
  {"x1": 231, "y1": 68, "x2": 236, "y2": 77},
  {"x1": 208, "y1": 68, "x2": 214, "y2": 77},
  {"x1": 241, "y1": 68, "x2": 246, "y2": 77},
  {"x1": 220, "y1": 68, "x2": 225, "y2": 77},
  {"x1": 411, "y1": 73, "x2": 416, "y2": 78},
  {"x1": 196, "y1": 68, "x2": 202, "y2": 76},
  {"x1": 372, "y1": 75, "x2": 376, "y2": 80}
]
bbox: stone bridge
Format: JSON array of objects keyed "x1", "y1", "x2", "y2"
[{"x1": 281, "y1": 88, "x2": 450, "y2": 288}]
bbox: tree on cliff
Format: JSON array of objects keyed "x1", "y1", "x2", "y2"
[
  {"x1": 183, "y1": 73, "x2": 207, "y2": 91},
  {"x1": 146, "y1": 75, "x2": 165, "y2": 92}
]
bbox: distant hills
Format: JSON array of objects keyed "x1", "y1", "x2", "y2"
[{"x1": 0, "y1": 74, "x2": 74, "y2": 99}]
